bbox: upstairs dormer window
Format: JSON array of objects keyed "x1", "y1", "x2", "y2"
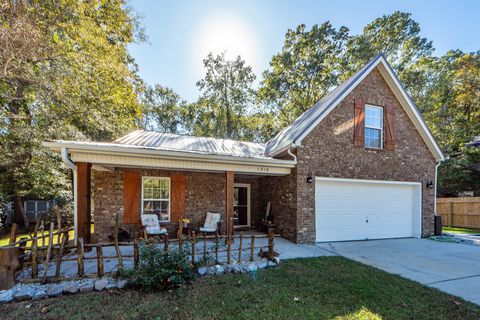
[{"x1": 365, "y1": 105, "x2": 383, "y2": 149}]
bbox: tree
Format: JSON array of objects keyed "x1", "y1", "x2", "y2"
[
  {"x1": 413, "y1": 51, "x2": 480, "y2": 195},
  {"x1": 0, "y1": 0, "x2": 143, "y2": 226},
  {"x1": 194, "y1": 52, "x2": 256, "y2": 140},
  {"x1": 140, "y1": 84, "x2": 190, "y2": 134},
  {"x1": 344, "y1": 11, "x2": 433, "y2": 80},
  {"x1": 258, "y1": 22, "x2": 349, "y2": 133}
]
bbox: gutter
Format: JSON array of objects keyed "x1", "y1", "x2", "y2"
[
  {"x1": 61, "y1": 147, "x2": 78, "y2": 242},
  {"x1": 44, "y1": 141, "x2": 297, "y2": 168}
]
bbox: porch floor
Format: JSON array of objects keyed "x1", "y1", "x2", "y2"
[{"x1": 16, "y1": 235, "x2": 333, "y2": 281}]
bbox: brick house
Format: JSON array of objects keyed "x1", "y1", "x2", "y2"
[{"x1": 45, "y1": 54, "x2": 444, "y2": 244}]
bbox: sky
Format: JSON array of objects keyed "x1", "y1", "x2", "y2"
[{"x1": 128, "y1": 0, "x2": 480, "y2": 102}]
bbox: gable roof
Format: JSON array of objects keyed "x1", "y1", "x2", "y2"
[
  {"x1": 113, "y1": 130, "x2": 268, "y2": 159},
  {"x1": 264, "y1": 53, "x2": 445, "y2": 162}
]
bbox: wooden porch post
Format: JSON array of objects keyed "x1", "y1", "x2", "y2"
[
  {"x1": 225, "y1": 171, "x2": 234, "y2": 238},
  {"x1": 76, "y1": 162, "x2": 92, "y2": 243}
]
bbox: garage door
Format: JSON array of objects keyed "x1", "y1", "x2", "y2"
[{"x1": 315, "y1": 177, "x2": 422, "y2": 242}]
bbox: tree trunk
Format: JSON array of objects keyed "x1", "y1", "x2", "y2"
[{"x1": 12, "y1": 194, "x2": 29, "y2": 228}]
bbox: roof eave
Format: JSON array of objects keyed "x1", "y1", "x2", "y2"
[{"x1": 43, "y1": 141, "x2": 297, "y2": 168}]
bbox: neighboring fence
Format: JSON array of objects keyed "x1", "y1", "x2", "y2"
[{"x1": 437, "y1": 197, "x2": 480, "y2": 229}]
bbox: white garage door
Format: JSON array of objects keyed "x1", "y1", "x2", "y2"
[{"x1": 315, "y1": 177, "x2": 422, "y2": 242}]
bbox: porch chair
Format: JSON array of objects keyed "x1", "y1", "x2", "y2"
[
  {"x1": 197, "y1": 212, "x2": 221, "y2": 236},
  {"x1": 141, "y1": 214, "x2": 168, "y2": 239}
]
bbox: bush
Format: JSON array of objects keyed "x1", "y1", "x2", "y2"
[{"x1": 123, "y1": 238, "x2": 196, "y2": 291}]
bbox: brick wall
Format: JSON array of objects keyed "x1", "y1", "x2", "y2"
[
  {"x1": 261, "y1": 166, "x2": 298, "y2": 242},
  {"x1": 295, "y1": 68, "x2": 436, "y2": 243},
  {"x1": 93, "y1": 169, "x2": 227, "y2": 243}
]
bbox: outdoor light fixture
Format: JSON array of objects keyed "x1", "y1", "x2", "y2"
[
  {"x1": 306, "y1": 175, "x2": 313, "y2": 183},
  {"x1": 426, "y1": 180, "x2": 434, "y2": 189}
]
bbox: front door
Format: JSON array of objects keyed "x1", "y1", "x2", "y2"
[{"x1": 233, "y1": 184, "x2": 250, "y2": 228}]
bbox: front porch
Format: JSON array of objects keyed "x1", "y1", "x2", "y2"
[{"x1": 82, "y1": 166, "x2": 289, "y2": 244}]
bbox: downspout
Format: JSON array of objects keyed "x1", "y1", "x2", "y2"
[
  {"x1": 61, "y1": 147, "x2": 77, "y2": 241},
  {"x1": 434, "y1": 162, "x2": 441, "y2": 213},
  {"x1": 287, "y1": 143, "x2": 298, "y2": 162}
]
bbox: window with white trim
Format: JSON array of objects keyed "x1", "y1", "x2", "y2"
[
  {"x1": 365, "y1": 105, "x2": 383, "y2": 148},
  {"x1": 142, "y1": 177, "x2": 170, "y2": 222}
]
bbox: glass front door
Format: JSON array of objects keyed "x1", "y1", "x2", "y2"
[{"x1": 233, "y1": 184, "x2": 250, "y2": 227}]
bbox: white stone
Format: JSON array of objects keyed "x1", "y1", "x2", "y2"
[
  {"x1": 240, "y1": 264, "x2": 250, "y2": 273},
  {"x1": 233, "y1": 264, "x2": 242, "y2": 274},
  {"x1": 214, "y1": 265, "x2": 225, "y2": 275},
  {"x1": 14, "y1": 288, "x2": 34, "y2": 301},
  {"x1": 32, "y1": 290, "x2": 47, "y2": 300},
  {"x1": 94, "y1": 278, "x2": 108, "y2": 291},
  {"x1": 247, "y1": 263, "x2": 258, "y2": 272},
  {"x1": 80, "y1": 284, "x2": 94, "y2": 293},
  {"x1": 63, "y1": 284, "x2": 80, "y2": 294},
  {"x1": 117, "y1": 279, "x2": 128, "y2": 289},
  {"x1": 255, "y1": 260, "x2": 268, "y2": 269},
  {"x1": 0, "y1": 290, "x2": 14, "y2": 303},
  {"x1": 206, "y1": 266, "x2": 216, "y2": 276},
  {"x1": 198, "y1": 267, "x2": 208, "y2": 276},
  {"x1": 47, "y1": 285, "x2": 63, "y2": 297},
  {"x1": 267, "y1": 261, "x2": 276, "y2": 268}
]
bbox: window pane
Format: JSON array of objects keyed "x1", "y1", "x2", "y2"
[
  {"x1": 143, "y1": 201, "x2": 169, "y2": 221},
  {"x1": 143, "y1": 178, "x2": 152, "y2": 188},
  {"x1": 142, "y1": 177, "x2": 170, "y2": 221},
  {"x1": 159, "y1": 188, "x2": 168, "y2": 199},
  {"x1": 365, "y1": 107, "x2": 383, "y2": 128},
  {"x1": 365, "y1": 128, "x2": 382, "y2": 148}
]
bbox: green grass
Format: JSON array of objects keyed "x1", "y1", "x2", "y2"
[
  {"x1": 1, "y1": 257, "x2": 479, "y2": 320},
  {"x1": 443, "y1": 227, "x2": 480, "y2": 235},
  {"x1": 0, "y1": 225, "x2": 93, "y2": 247}
]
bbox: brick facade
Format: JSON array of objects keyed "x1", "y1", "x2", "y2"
[
  {"x1": 94, "y1": 169, "x2": 227, "y2": 243},
  {"x1": 93, "y1": 169, "x2": 267, "y2": 243},
  {"x1": 92, "y1": 68, "x2": 437, "y2": 245}
]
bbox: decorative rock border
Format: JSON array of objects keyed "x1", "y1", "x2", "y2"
[
  {"x1": 0, "y1": 277, "x2": 128, "y2": 304},
  {"x1": 197, "y1": 257, "x2": 279, "y2": 276},
  {"x1": 0, "y1": 257, "x2": 280, "y2": 304}
]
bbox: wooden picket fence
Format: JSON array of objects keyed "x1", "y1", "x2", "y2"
[
  {"x1": 1, "y1": 213, "x2": 276, "y2": 285},
  {"x1": 436, "y1": 197, "x2": 480, "y2": 229}
]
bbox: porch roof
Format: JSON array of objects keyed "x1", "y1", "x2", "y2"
[{"x1": 43, "y1": 132, "x2": 296, "y2": 175}]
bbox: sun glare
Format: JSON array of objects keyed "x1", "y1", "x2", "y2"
[{"x1": 193, "y1": 13, "x2": 258, "y2": 73}]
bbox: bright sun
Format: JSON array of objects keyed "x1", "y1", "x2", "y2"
[{"x1": 193, "y1": 13, "x2": 258, "y2": 72}]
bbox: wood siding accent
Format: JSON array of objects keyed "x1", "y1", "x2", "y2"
[
  {"x1": 76, "y1": 163, "x2": 91, "y2": 243},
  {"x1": 384, "y1": 102, "x2": 396, "y2": 151},
  {"x1": 171, "y1": 174, "x2": 186, "y2": 223},
  {"x1": 123, "y1": 171, "x2": 141, "y2": 224},
  {"x1": 354, "y1": 98, "x2": 365, "y2": 147},
  {"x1": 225, "y1": 171, "x2": 234, "y2": 237}
]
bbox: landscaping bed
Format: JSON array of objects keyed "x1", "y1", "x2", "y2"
[{"x1": 1, "y1": 256, "x2": 479, "y2": 320}]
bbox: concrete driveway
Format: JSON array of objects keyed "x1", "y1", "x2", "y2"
[{"x1": 316, "y1": 238, "x2": 480, "y2": 305}]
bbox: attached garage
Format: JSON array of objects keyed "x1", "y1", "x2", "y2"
[{"x1": 315, "y1": 177, "x2": 422, "y2": 242}]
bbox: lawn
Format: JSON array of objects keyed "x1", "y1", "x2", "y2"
[
  {"x1": 1, "y1": 257, "x2": 479, "y2": 320},
  {"x1": 443, "y1": 227, "x2": 480, "y2": 235},
  {"x1": 0, "y1": 225, "x2": 93, "y2": 247}
]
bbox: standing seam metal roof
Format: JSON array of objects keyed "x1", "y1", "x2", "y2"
[{"x1": 114, "y1": 130, "x2": 269, "y2": 159}]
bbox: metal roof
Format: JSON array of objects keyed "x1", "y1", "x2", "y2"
[
  {"x1": 264, "y1": 54, "x2": 382, "y2": 156},
  {"x1": 467, "y1": 136, "x2": 480, "y2": 148},
  {"x1": 114, "y1": 130, "x2": 269, "y2": 159}
]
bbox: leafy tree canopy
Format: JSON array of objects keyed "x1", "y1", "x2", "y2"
[{"x1": 0, "y1": 0, "x2": 144, "y2": 225}]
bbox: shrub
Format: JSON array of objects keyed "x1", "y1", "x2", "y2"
[{"x1": 123, "y1": 238, "x2": 196, "y2": 291}]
